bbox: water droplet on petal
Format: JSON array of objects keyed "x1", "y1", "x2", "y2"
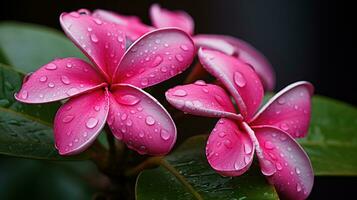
[
  {"x1": 93, "y1": 18, "x2": 103, "y2": 25},
  {"x1": 280, "y1": 123, "x2": 289, "y2": 131},
  {"x1": 175, "y1": 54, "x2": 184, "y2": 62},
  {"x1": 141, "y1": 78, "x2": 149, "y2": 86},
  {"x1": 145, "y1": 116, "x2": 155, "y2": 126},
  {"x1": 180, "y1": 44, "x2": 189, "y2": 51},
  {"x1": 276, "y1": 162, "x2": 283, "y2": 170},
  {"x1": 94, "y1": 105, "x2": 100, "y2": 111},
  {"x1": 264, "y1": 141, "x2": 274, "y2": 150},
  {"x1": 61, "y1": 75, "x2": 71, "y2": 85},
  {"x1": 86, "y1": 117, "x2": 98, "y2": 129},
  {"x1": 160, "y1": 129, "x2": 171, "y2": 140},
  {"x1": 48, "y1": 82, "x2": 55, "y2": 88},
  {"x1": 218, "y1": 132, "x2": 226, "y2": 138},
  {"x1": 215, "y1": 95, "x2": 225, "y2": 106},
  {"x1": 46, "y1": 63, "x2": 57, "y2": 70},
  {"x1": 90, "y1": 34, "x2": 99, "y2": 43},
  {"x1": 194, "y1": 80, "x2": 207, "y2": 86},
  {"x1": 261, "y1": 159, "x2": 276, "y2": 176},
  {"x1": 244, "y1": 143, "x2": 252, "y2": 154},
  {"x1": 278, "y1": 97, "x2": 286, "y2": 105},
  {"x1": 224, "y1": 139, "x2": 232, "y2": 149},
  {"x1": 295, "y1": 167, "x2": 301, "y2": 174},
  {"x1": 117, "y1": 94, "x2": 141, "y2": 106},
  {"x1": 62, "y1": 115, "x2": 74, "y2": 123},
  {"x1": 173, "y1": 89, "x2": 187, "y2": 97},
  {"x1": 121, "y1": 113, "x2": 127, "y2": 120},
  {"x1": 66, "y1": 88, "x2": 79, "y2": 96},
  {"x1": 151, "y1": 56, "x2": 163, "y2": 67},
  {"x1": 21, "y1": 90, "x2": 28, "y2": 99},
  {"x1": 155, "y1": 39, "x2": 161, "y2": 44},
  {"x1": 117, "y1": 35, "x2": 124, "y2": 42},
  {"x1": 234, "y1": 160, "x2": 244, "y2": 170},
  {"x1": 39, "y1": 76, "x2": 47, "y2": 82},
  {"x1": 234, "y1": 71, "x2": 246, "y2": 87},
  {"x1": 296, "y1": 183, "x2": 302, "y2": 192},
  {"x1": 139, "y1": 132, "x2": 145, "y2": 138}
]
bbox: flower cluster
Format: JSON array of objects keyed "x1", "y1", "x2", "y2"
[{"x1": 15, "y1": 4, "x2": 314, "y2": 199}]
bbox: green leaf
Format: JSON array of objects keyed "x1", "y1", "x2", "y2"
[
  {"x1": 0, "y1": 63, "x2": 88, "y2": 160},
  {"x1": 0, "y1": 21, "x2": 85, "y2": 73},
  {"x1": 300, "y1": 96, "x2": 357, "y2": 175},
  {"x1": 136, "y1": 135, "x2": 278, "y2": 200}
]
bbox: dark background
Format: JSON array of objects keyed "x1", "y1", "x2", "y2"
[{"x1": 0, "y1": 0, "x2": 354, "y2": 199}]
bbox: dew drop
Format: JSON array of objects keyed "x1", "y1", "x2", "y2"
[
  {"x1": 215, "y1": 95, "x2": 225, "y2": 106},
  {"x1": 276, "y1": 162, "x2": 283, "y2": 170},
  {"x1": 173, "y1": 89, "x2": 187, "y2": 97},
  {"x1": 280, "y1": 123, "x2": 289, "y2": 131},
  {"x1": 117, "y1": 35, "x2": 124, "y2": 42},
  {"x1": 278, "y1": 97, "x2": 286, "y2": 105},
  {"x1": 141, "y1": 78, "x2": 149, "y2": 86},
  {"x1": 145, "y1": 116, "x2": 155, "y2": 126},
  {"x1": 94, "y1": 105, "x2": 100, "y2": 112},
  {"x1": 90, "y1": 34, "x2": 99, "y2": 43},
  {"x1": 194, "y1": 80, "x2": 207, "y2": 86},
  {"x1": 151, "y1": 56, "x2": 163, "y2": 67},
  {"x1": 66, "y1": 87, "x2": 79, "y2": 96},
  {"x1": 62, "y1": 115, "x2": 74, "y2": 123},
  {"x1": 218, "y1": 132, "x2": 226, "y2": 138},
  {"x1": 164, "y1": 43, "x2": 169, "y2": 47},
  {"x1": 234, "y1": 160, "x2": 244, "y2": 170},
  {"x1": 295, "y1": 167, "x2": 301, "y2": 174},
  {"x1": 296, "y1": 183, "x2": 302, "y2": 192},
  {"x1": 264, "y1": 141, "x2": 274, "y2": 150},
  {"x1": 202, "y1": 88, "x2": 209, "y2": 93},
  {"x1": 118, "y1": 94, "x2": 141, "y2": 106},
  {"x1": 175, "y1": 54, "x2": 184, "y2": 62},
  {"x1": 180, "y1": 44, "x2": 189, "y2": 51},
  {"x1": 160, "y1": 129, "x2": 171, "y2": 140},
  {"x1": 261, "y1": 159, "x2": 276, "y2": 176},
  {"x1": 121, "y1": 113, "x2": 127, "y2": 121},
  {"x1": 86, "y1": 117, "x2": 98, "y2": 129},
  {"x1": 61, "y1": 75, "x2": 71, "y2": 85},
  {"x1": 48, "y1": 82, "x2": 55, "y2": 88},
  {"x1": 160, "y1": 66, "x2": 167, "y2": 73},
  {"x1": 155, "y1": 39, "x2": 161, "y2": 44},
  {"x1": 21, "y1": 90, "x2": 28, "y2": 99},
  {"x1": 139, "y1": 132, "x2": 145, "y2": 138},
  {"x1": 93, "y1": 18, "x2": 103, "y2": 25},
  {"x1": 234, "y1": 71, "x2": 246, "y2": 87},
  {"x1": 39, "y1": 76, "x2": 47, "y2": 82},
  {"x1": 46, "y1": 63, "x2": 57, "y2": 70},
  {"x1": 244, "y1": 143, "x2": 252, "y2": 154},
  {"x1": 224, "y1": 139, "x2": 233, "y2": 149}
]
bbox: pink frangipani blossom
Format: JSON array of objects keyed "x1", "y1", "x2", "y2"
[
  {"x1": 165, "y1": 48, "x2": 314, "y2": 199},
  {"x1": 92, "y1": 4, "x2": 275, "y2": 90},
  {"x1": 15, "y1": 10, "x2": 195, "y2": 156}
]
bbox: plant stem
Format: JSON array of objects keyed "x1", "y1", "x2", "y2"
[{"x1": 124, "y1": 156, "x2": 163, "y2": 177}]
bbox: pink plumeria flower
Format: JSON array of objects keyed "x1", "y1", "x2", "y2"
[
  {"x1": 15, "y1": 10, "x2": 195, "y2": 156},
  {"x1": 165, "y1": 48, "x2": 314, "y2": 199},
  {"x1": 92, "y1": 4, "x2": 275, "y2": 90}
]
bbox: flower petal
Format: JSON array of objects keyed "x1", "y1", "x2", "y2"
[
  {"x1": 150, "y1": 4, "x2": 194, "y2": 35},
  {"x1": 198, "y1": 48, "x2": 264, "y2": 121},
  {"x1": 193, "y1": 35, "x2": 235, "y2": 56},
  {"x1": 165, "y1": 81, "x2": 242, "y2": 120},
  {"x1": 254, "y1": 126, "x2": 314, "y2": 200},
  {"x1": 92, "y1": 9, "x2": 153, "y2": 41},
  {"x1": 113, "y1": 28, "x2": 195, "y2": 88},
  {"x1": 15, "y1": 58, "x2": 105, "y2": 104},
  {"x1": 206, "y1": 118, "x2": 254, "y2": 176},
  {"x1": 60, "y1": 10, "x2": 126, "y2": 80},
  {"x1": 107, "y1": 84, "x2": 176, "y2": 155},
  {"x1": 251, "y1": 81, "x2": 314, "y2": 138},
  {"x1": 205, "y1": 35, "x2": 275, "y2": 91},
  {"x1": 54, "y1": 89, "x2": 109, "y2": 155}
]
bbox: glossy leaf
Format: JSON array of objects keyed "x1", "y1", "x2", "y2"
[
  {"x1": 0, "y1": 22, "x2": 84, "y2": 73},
  {"x1": 0, "y1": 63, "x2": 88, "y2": 160},
  {"x1": 300, "y1": 96, "x2": 357, "y2": 175},
  {"x1": 136, "y1": 135, "x2": 278, "y2": 200}
]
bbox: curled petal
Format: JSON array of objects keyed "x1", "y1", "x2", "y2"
[
  {"x1": 165, "y1": 81, "x2": 242, "y2": 120},
  {"x1": 113, "y1": 28, "x2": 195, "y2": 88},
  {"x1": 198, "y1": 48, "x2": 264, "y2": 121},
  {"x1": 251, "y1": 81, "x2": 314, "y2": 138},
  {"x1": 107, "y1": 84, "x2": 176, "y2": 155},
  {"x1": 92, "y1": 9, "x2": 153, "y2": 41},
  {"x1": 15, "y1": 58, "x2": 105, "y2": 104},
  {"x1": 254, "y1": 126, "x2": 314, "y2": 200},
  {"x1": 206, "y1": 35, "x2": 275, "y2": 91},
  {"x1": 206, "y1": 118, "x2": 254, "y2": 176},
  {"x1": 54, "y1": 89, "x2": 109, "y2": 155},
  {"x1": 60, "y1": 11, "x2": 126, "y2": 80},
  {"x1": 193, "y1": 35, "x2": 235, "y2": 56},
  {"x1": 150, "y1": 4, "x2": 194, "y2": 35}
]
